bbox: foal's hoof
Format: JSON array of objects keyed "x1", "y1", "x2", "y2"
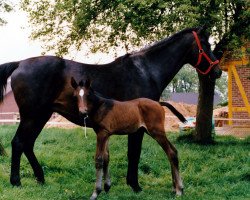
[
  {"x1": 173, "y1": 187, "x2": 184, "y2": 196},
  {"x1": 104, "y1": 183, "x2": 111, "y2": 193}
]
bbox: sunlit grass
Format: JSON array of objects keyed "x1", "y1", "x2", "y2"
[{"x1": 0, "y1": 125, "x2": 249, "y2": 200}]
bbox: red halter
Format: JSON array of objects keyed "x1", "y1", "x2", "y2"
[{"x1": 192, "y1": 31, "x2": 219, "y2": 75}]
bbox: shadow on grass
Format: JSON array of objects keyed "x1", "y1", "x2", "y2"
[{"x1": 176, "y1": 131, "x2": 250, "y2": 146}]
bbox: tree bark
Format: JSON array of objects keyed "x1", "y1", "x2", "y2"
[{"x1": 194, "y1": 74, "x2": 215, "y2": 143}]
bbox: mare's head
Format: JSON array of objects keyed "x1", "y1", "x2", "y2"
[
  {"x1": 71, "y1": 77, "x2": 91, "y2": 116},
  {"x1": 189, "y1": 27, "x2": 222, "y2": 80}
]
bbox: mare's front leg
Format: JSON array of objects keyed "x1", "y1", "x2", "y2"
[
  {"x1": 90, "y1": 131, "x2": 109, "y2": 200},
  {"x1": 127, "y1": 129, "x2": 144, "y2": 192}
]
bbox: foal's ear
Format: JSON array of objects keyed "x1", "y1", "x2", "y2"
[
  {"x1": 71, "y1": 77, "x2": 78, "y2": 89},
  {"x1": 79, "y1": 80, "x2": 84, "y2": 87},
  {"x1": 85, "y1": 79, "x2": 91, "y2": 89}
]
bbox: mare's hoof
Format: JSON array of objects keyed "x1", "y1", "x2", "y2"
[
  {"x1": 104, "y1": 183, "x2": 111, "y2": 193},
  {"x1": 36, "y1": 178, "x2": 45, "y2": 185},
  {"x1": 10, "y1": 177, "x2": 21, "y2": 187},
  {"x1": 129, "y1": 184, "x2": 142, "y2": 193},
  {"x1": 126, "y1": 178, "x2": 142, "y2": 193}
]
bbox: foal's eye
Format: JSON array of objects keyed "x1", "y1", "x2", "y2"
[{"x1": 79, "y1": 89, "x2": 84, "y2": 97}]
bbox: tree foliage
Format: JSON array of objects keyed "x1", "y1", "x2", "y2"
[
  {"x1": 21, "y1": 0, "x2": 250, "y2": 56},
  {"x1": 0, "y1": 0, "x2": 13, "y2": 25},
  {"x1": 19, "y1": 0, "x2": 249, "y2": 143}
]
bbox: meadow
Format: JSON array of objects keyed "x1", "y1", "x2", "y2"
[{"x1": 0, "y1": 125, "x2": 249, "y2": 200}]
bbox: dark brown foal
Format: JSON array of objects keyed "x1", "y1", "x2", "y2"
[{"x1": 71, "y1": 77, "x2": 186, "y2": 199}]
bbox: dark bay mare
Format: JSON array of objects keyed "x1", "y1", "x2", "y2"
[
  {"x1": 0, "y1": 27, "x2": 221, "y2": 191},
  {"x1": 71, "y1": 77, "x2": 187, "y2": 199}
]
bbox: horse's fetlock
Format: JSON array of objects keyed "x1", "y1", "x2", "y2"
[
  {"x1": 96, "y1": 187, "x2": 102, "y2": 195},
  {"x1": 104, "y1": 183, "x2": 111, "y2": 192}
]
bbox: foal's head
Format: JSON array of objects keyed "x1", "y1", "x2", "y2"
[{"x1": 71, "y1": 77, "x2": 91, "y2": 115}]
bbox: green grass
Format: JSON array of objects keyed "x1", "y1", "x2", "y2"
[{"x1": 0, "y1": 125, "x2": 249, "y2": 200}]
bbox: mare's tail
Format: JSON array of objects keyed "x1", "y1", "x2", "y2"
[
  {"x1": 159, "y1": 102, "x2": 187, "y2": 123},
  {"x1": 0, "y1": 62, "x2": 20, "y2": 103}
]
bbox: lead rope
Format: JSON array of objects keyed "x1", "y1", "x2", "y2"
[{"x1": 83, "y1": 115, "x2": 88, "y2": 138}]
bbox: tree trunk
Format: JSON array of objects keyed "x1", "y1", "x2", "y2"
[
  {"x1": 0, "y1": 140, "x2": 7, "y2": 156},
  {"x1": 194, "y1": 74, "x2": 215, "y2": 143}
]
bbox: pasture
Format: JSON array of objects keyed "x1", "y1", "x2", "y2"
[{"x1": 0, "y1": 125, "x2": 249, "y2": 200}]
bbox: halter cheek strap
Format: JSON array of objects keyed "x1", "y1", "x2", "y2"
[{"x1": 192, "y1": 31, "x2": 219, "y2": 75}]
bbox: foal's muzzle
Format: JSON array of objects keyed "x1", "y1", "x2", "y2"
[{"x1": 79, "y1": 109, "x2": 88, "y2": 117}]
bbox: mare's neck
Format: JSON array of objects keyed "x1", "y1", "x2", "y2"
[{"x1": 143, "y1": 32, "x2": 194, "y2": 92}]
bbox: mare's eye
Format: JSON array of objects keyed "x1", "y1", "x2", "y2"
[{"x1": 79, "y1": 89, "x2": 84, "y2": 97}]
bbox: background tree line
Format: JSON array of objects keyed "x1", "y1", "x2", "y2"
[{"x1": 1, "y1": 0, "x2": 249, "y2": 143}]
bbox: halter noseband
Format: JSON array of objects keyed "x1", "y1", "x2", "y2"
[{"x1": 192, "y1": 31, "x2": 219, "y2": 75}]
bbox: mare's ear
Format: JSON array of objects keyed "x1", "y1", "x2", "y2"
[
  {"x1": 216, "y1": 50, "x2": 224, "y2": 60},
  {"x1": 197, "y1": 25, "x2": 207, "y2": 35},
  {"x1": 71, "y1": 77, "x2": 78, "y2": 89}
]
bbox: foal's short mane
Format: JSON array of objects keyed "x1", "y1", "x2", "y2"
[{"x1": 138, "y1": 27, "x2": 200, "y2": 54}]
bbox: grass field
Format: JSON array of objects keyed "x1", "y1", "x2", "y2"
[{"x1": 0, "y1": 125, "x2": 249, "y2": 200}]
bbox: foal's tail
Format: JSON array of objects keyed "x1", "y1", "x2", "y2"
[
  {"x1": 0, "y1": 62, "x2": 20, "y2": 103},
  {"x1": 159, "y1": 102, "x2": 187, "y2": 123}
]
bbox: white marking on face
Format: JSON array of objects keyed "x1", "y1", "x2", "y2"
[{"x1": 79, "y1": 89, "x2": 84, "y2": 97}]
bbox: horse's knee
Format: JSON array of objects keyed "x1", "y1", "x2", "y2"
[
  {"x1": 95, "y1": 156, "x2": 104, "y2": 169},
  {"x1": 11, "y1": 137, "x2": 24, "y2": 152}
]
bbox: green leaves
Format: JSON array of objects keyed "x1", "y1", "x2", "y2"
[
  {"x1": 20, "y1": 0, "x2": 250, "y2": 56},
  {"x1": 0, "y1": 0, "x2": 13, "y2": 25}
]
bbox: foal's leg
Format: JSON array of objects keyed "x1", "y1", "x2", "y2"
[
  {"x1": 90, "y1": 131, "x2": 109, "y2": 200},
  {"x1": 103, "y1": 140, "x2": 111, "y2": 192},
  {"x1": 10, "y1": 112, "x2": 52, "y2": 186},
  {"x1": 148, "y1": 130, "x2": 183, "y2": 195}
]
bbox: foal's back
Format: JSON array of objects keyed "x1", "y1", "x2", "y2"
[{"x1": 101, "y1": 98, "x2": 165, "y2": 134}]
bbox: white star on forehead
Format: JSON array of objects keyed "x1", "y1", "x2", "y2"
[{"x1": 79, "y1": 89, "x2": 84, "y2": 97}]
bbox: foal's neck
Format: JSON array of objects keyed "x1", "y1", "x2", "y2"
[{"x1": 87, "y1": 90, "x2": 113, "y2": 119}]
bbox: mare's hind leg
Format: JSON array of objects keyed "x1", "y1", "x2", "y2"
[
  {"x1": 10, "y1": 112, "x2": 52, "y2": 186},
  {"x1": 127, "y1": 129, "x2": 144, "y2": 192},
  {"x1": 148, "y1": 130, "x2": 183, "y2": 196}
]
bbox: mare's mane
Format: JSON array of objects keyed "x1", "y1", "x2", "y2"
[
  {"x1": 107, "y1": 27, "x2": 200, "y2": 64},
  {"x1": 140, "y1": 27, "x2": 199, "y2": 54}
]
